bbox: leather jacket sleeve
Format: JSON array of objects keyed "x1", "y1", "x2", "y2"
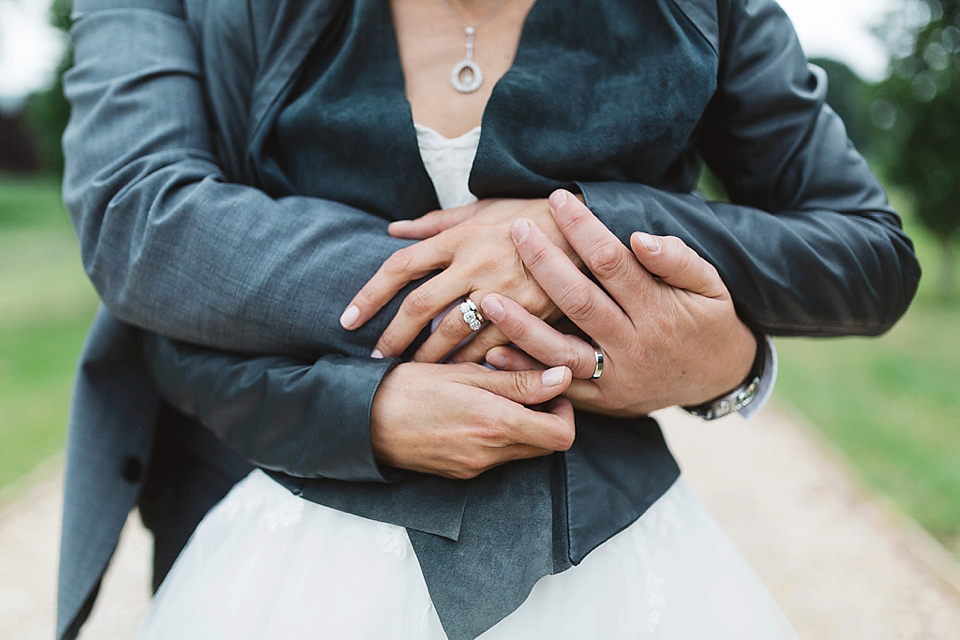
[
  {"x1": 579, "y1": 0, "x2": 920, "y2": 336},
  {"x1": 140, "y1": 333, "x2": 398, "y2": 482}
]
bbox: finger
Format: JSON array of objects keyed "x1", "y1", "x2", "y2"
[
  {"x1": 630, "y1": 233, "x2": 728, "y2": 299},
  {"x1": 373, "y1": 273, "x2": 466, "y2": 358},
  {"x1": 478, "y1": 293, "x2": 598, "y2": 378},
  {"x1": 387, "y1": 202, "x2": 482, "y2": 239},
  {"x1": 447, "y1": 323, "x2": 513, "y2": 364},
  {"x1": 563, "y1": 378, "x2": 605, "y2": 409},
  {"x1": 511, "y1": 218, "x2": 629, "y2": 340},
  {"x1": 465, "y1": 365, "x2": 572, "y2": 407},
  {"x1": 547, "y1": 189, "x2": 656, "y2": 306},
  {"x1": 412, "y1": 292, "x2": 491, "y2": 363},
  {"x1": 485, "y1": 346, "x2": 545, "y2": 371},
  {"x1": 340, "y1": 241, "x2": 451, "y2": 331},
  {"x1": 496, "y1": 394, "x2": 576, "y2": 453}
]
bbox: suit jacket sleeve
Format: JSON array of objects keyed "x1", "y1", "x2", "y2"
[
  {"x1": 64, "y1": 0, "x2": 414, "y2": 360},
  {"x1": 64, "y1": 0, "x2": 418, "y2": 482},
  {"x1": 578, "y1": 0, "x2": 920, "y2": 336}
]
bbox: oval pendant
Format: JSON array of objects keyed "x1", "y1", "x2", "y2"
[{"x1": 451, "y1": 59, "x2": 483, "y2": 93}]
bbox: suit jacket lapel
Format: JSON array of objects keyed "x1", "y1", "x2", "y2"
[{"x1": 246, "y1": 0, "x2": 350, "y2": 159}]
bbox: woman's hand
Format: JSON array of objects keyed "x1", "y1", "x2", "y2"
[
  {"x1": 370, "y1": 362, "x2": 575, "y2": 479},
  {"x1": 339, "y1": 198, "x2": 582, "y2": 364},
  {"x1": 480, "y1": 190, "x2": 757, "y2": 418}
]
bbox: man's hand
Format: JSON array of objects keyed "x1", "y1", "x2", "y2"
[
  {"x1": 370, "y1": 362, "x2": 575, "y2": 479},
  {"x1": 480, "y1": 190, "x2": 757, "y2": 417},
  {"x1": 340, "y1": 199, "x2": 582, "y2": 364}
]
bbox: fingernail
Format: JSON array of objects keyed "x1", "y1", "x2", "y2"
[
  {"x1": 371, "y1": 349, "x2": 383, "y2": 359},
  {"x1": 511, "y1": 218, "x2": 532, "y2": 243},
  {"x1": 486, "y1": 352, "x2": 509, "y2": 369},
  {"x1": 480, "y1": 295, "x2": 504, "y2": 322},
  {"x1": 340, "y1": 305, "x2": 360, "y2": 329},
  {"x1": 549, "y1": 190, "x2": 568, "y2": 211},
  {"x1": 635, "y1": 232, "x2": 661, "y2": 253},
  {"x1": 388, "y1": 220, "x2": 411, "y2": 232},
  {"x1": 541, "y1": 366, "x2": 566, "y2": 387}
]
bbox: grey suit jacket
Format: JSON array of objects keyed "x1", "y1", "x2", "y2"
[{"x1": 58, "y1": 0, "x2": 921, "y2": 638}]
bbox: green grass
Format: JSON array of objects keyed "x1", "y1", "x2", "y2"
[
  {"x1": 0, "y1": 173, "x2": 70, "y2": 227},
  {"x1": 0, "y1": 173, "x2": 98, "y2": 492},
  {"x1": 774, "y1": 198, "x2": 960, "y2": 555}
]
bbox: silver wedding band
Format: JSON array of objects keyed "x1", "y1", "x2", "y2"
[
  {"x1": 591, "y1": 343, "x2": 605, "y2": 380},
  {"x1": 459, "y1": 299, "x2": 485, "y2": 332}
]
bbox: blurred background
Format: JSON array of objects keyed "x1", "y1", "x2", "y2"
[{"x1": 0, "y1": 0, "x2": 958, "y2": 604}]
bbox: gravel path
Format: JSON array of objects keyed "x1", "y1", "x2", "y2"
[{"x1": 2, "y1": 404, "x2": 959, "y2": 638}]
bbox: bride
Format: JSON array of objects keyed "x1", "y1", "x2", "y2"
[{"x1": 60, "y1": 0, "x2": 918, "y2": 638}]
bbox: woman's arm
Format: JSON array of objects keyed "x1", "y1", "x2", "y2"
[
  {"x1": 579, "y1": 0, "x2": 919, "y2": 336},
  {"x1": 142, "y1": 333, "x2": 575, "y2": 481},
  {"x1": 342, "y1": 0, "x2": 918, "y2": 364}
]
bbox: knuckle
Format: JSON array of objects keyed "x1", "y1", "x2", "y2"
[
  {"x1": 589, "y1": 241, "x2": 627, "y2": 278},
  {"x1": 355, "y1": 286, "x2": 379, "y2": 308},
  {"x1": 404, "y1": 288, "x2": 434, "y2": 317},
  {"x1": 450, "y1": 465, "x2": 480, "y2": 480},
  {"x1": 568, "y1": 346, "x2": 590, "y2": 376},
  {"x1": 463, "y1": 453, "x2": 491, "y2": 476},
  {"x1": 384, "y1": 248, "x2": 412, "y2": 275},
  {"x1": 523, "y1": 242, "x2": 552, "y2": 270},
  {"x1": 554, "y1": 425, "x2": 576, "y2": 451},
  {"x1": 439, "y1": 315, "x2": 468, "y2": 339},
  {"x1": 565, "y1": 201, "x2": 589, "y2": 227},
  {"x1": 377, "y1": 333, "x2": 400, "y2": 355},
  {"x1": 558, "y1": 284, "x2": 597, "y2": 320},
  {"x1": 511, "y1": 371, "x2": 538, "y2": 398}
]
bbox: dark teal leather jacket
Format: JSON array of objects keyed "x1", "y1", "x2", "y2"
[{"x1": 59, "y1": 0, "x2": 920, "y2": 638}]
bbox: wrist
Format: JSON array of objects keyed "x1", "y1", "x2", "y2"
[{"x1": 682, "y1": 331, "x2": 765, "y2": 421}]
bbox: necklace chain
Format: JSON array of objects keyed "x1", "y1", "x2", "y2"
[
  {"x1": 436, "y1": 0, "x2": 511, "y2": 33},
  {"x1": 437, "y1": 0, "x2": 512, "y2": 93}
]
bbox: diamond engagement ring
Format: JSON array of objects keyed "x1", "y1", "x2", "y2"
[{"x1": 459, "y1": 299, "x2": 485, "y2": 331}]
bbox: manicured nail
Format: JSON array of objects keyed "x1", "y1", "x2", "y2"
[
  {"x1": 388, "y1": 220, "x2": 411, "y2": 233},
  {"x1": 541, "y1": 366, "x2": 566, "y2": 387},
  {"x1": 511, "y1": 218, "x2": 532, "y2": 243},
  {"x1": 549, "y1": 189, "x2": 568, "y2": 211},
  {"x1": 486, "y1": 351, "x2": 509, "y2": 369},
  {"x1": 340, "y1": 305, "x2": 360, "y2": 329},
  {"x1": 371, "y1": 349, "x2": 383, "y2": 359},
  {"x1": 635, "y1": 232, "x2": 661, "y2": 253},
  {"x1": 480, "y1": 295, "x2": 505, "y2": 322}
]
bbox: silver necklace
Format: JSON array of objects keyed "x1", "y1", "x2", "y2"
[{"x1": 437, "y1": 0, "x2": 511, "y2": 93}]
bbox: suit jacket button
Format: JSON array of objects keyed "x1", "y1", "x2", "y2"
[{"x1": 122, "y1": 457, "x2": 143, "y2": 484}]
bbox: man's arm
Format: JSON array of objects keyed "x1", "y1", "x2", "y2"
[{"x1": 65, "y1": 0, "x2": 414, "y2": 359}]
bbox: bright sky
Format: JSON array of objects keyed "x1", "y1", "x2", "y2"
[
  {"x1": 778, "y1": 0, "x2": 897, "y2": 81},
  {"x1": 0, "y1": 0, "x2": 63, "y2": 110},
  {"x1": 0, "y1": 0, "x2": 899, "y2": 110}
]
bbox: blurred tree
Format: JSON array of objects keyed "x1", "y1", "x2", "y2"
[
  {"x1": 23, "y1": 0, "x2": 72, "y2": 175},
  {"x1": 0, "y1": 113, "x2": 42, "y2": 173},
  {"x1": 809, "y1": 57, "x2": 874, "y2": 156},
  {"x1": 875, "y1": 0, "x2": 960, "y2": 298}
]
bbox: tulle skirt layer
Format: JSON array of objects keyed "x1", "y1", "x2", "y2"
[{"x1": 136, "y1": 470, "x2": 797, "y2": 639}]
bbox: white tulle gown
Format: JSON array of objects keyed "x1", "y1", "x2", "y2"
[{"x1": 136, "y1": 124, "x2": 799, "y2": 640}]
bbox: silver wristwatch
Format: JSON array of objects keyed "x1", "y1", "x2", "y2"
[{"x1": 682, "y1": 333, "x2": 765, "y2": 421}]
